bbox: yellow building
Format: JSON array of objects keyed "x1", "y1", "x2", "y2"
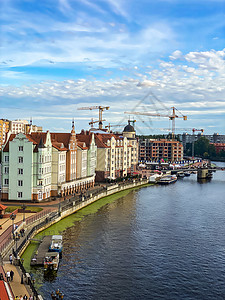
[{"x1": 0, "y1": 119, "x2": 9, "y2": 150}]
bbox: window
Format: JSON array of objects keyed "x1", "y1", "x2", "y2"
[
  {"x1": 4, "y1": 178, "x2": 9, "y2": 185},
  {"x1": 4, "y1": 167, "x2": 9, "y2": 174},
  {"x1": 18, "y1": 168, "x2": 23, "y2": 175},
  {"x1": 19, "y1": 146, "x2": 23, "y2": 151},
  {"x1": 18, "y1": 192, "x2": 23, "y2": 198},
  {"x1": 5, "y1": 156, "x2": 9, "y2": 162},
  {"x1": 18, "y1": 156, "x2": 23, "y2": 163},
  {"x1": 18, "y1": 180, "x2": 23, "y2": 187}
]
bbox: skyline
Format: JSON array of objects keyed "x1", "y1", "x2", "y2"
[{"x1": 1, "y1": 0, "x2": 225, "y2": 135}]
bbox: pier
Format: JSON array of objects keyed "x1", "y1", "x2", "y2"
[{"x1": 30, "y1": 236, "x2": 52, "y2": 266}]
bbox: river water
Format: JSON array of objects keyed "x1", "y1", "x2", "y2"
[{"x1": 38, "y1": 162, "x2": 225, "y2": 299}]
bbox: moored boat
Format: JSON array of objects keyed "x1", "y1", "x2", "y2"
[
  {"x1": 44, "y1": 252, "x2": 60, "y2": 271},
  {"x1": 49, "y1": 235, "x2": 63, "y2": 256},
  {"x1": 184, "y1": 171, "x2": 191, "y2": 176},
  {"x1": 157, "y1": 175, "x2": 177, "y2": 185}
]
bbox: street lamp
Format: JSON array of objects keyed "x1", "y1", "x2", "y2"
[
  {"x1": 10, "y1": 213, "x2": 16, "y2": 240},
  {"x1": 21, "y1": 204, "x2": 27, "y2": 222}
]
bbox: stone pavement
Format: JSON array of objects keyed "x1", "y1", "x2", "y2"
[{"x1": 2, "y1": 262, "x2": 31, "y2": 298}]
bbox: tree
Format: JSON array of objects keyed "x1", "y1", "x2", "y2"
[{"x1": 194, "y1": 137, "x2": 210, "y2": 157}]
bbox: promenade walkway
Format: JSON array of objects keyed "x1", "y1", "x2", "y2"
[{"x1": 2, "y1": 263, "x2": 30, "y2": 298}]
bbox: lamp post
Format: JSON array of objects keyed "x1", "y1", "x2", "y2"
[
  {"x1": 58, "y1": 192, "x2": 61, "y2": 216},
  {"x1": 10, "y1": 213, "x2": 16, "y2": 240},
  {"x1": 21, "y1": 204, "x2": 27, "y2": 222}
]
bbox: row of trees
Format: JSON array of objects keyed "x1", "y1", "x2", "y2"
[{"x1": 186, "y1": 137, "x2": 225, "y2": 159}]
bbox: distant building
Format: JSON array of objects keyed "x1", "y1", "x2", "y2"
[
  {"x1": 178, "y1": 133, "x2": 225, "y2": 152},
  {"x1": 0, "y1": 119, "x2": 10, "y2": 150},
  {"x1": 139, "y1": 139, "x2": 183, "y2": 162},
  {"x1": 0, "y1": 119, "x2": 42, "y2": 150},
  {"x1": 211, "y1": 143, "x2": 225, "y2": 154}
]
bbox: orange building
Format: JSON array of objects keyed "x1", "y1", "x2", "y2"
[
  {"x1": 211, "y1": 143, "x2": 225, "y2": 154},
  {"x1": 139, "y1": 139, "x2": 183, "y2": 162}
]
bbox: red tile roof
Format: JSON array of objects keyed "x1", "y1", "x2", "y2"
[
  {"x1": 76, "y1": 134, "x2": 93, "y2": 148},
  {"x1": 0, "y1": 203, "x2": 7, "y2": 210}
]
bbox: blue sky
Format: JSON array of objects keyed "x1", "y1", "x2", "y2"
[{"x1": 1, "y1": 0, "x2": 225, "y2": 135}]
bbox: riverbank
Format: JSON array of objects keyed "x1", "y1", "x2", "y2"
[{"x1": 1, "y1": 179, "x2": 150, "y2": 299}]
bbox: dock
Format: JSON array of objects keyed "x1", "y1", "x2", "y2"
[{"x1": 31, "y1": 235, "x2": 52, "y2": 266}]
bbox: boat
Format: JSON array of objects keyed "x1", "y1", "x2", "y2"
[
  {"x1": 149, "y1": 173, "x2": 162, "y2": 183},
  {"x1": 177, "y1": 172, "x2": 185, "y2": 178},
  {"x1": 49, "y1": 235, "x2": 63, "y2": 256},
  {"x1": 44, "y1": 252, "x2": 60, "y2": 271},
  {"x1": 184, "y1": 171, "x2": 191, "y2": 176},
  {"x1": 157, "y1": 175, "x2": 177, "y2": 185}
]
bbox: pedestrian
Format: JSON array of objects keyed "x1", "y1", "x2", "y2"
[
  {"x1": 15, "y1": 296, "x2": 19, "y2": 300},
  {"x1": 29, "y1": 295, "x2": 33, "y2": 300},
  {"x1": 23, "y1": 295, "x2": 28, "y2": 300},
  {"x1": 19, "y1": 296, "x2": 23, "y2": 300},
  {"x1": 10, "y1": 270, "x2": 14, "y2": 281},
  {"x1": 9, "y1": 254, "x2": 13, "y2": 264},
  {"x1": 6, "y1": 270, "x2": 10, "y2": 282}
]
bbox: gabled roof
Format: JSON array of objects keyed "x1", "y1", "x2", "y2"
[
  {"x1": 95, "y1": 133, "x2": 125, "y2": 148},
  {"x1": 50, "y1": 133, "x2": 72, "y2": 151},
  {"x1": 76, "y1": 134, "x2": 93, "y2": 148},
  {"x1": 0, "y1": 204, "x2": 7, "y2": 210},
  {"x1": 77, "y1": 141, "x2": 88, "y2": 150}
]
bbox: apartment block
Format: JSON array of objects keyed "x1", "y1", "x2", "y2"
[
  {"x1": 0, "y1": 119, "x2": 10, "y2": 150},
  {"x1": 93, "y1": 122, "x2": 138, "y2": 181},
  {"x1": 1, "y1": 126, "x2": 96, "y2": 202},
  {"x1": 139, "y1": 139, "x2": 183, "y2": 162}
]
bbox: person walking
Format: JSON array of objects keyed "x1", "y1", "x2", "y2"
[
  {"x1": 23, "y1": 295, "x2": 28, "y2": 300},
  {"x1": 9, "y1": 254, "x2": 13, "y2": 264},
  {"x1": 29, "y1": 295, "x2": 33, "y2": 300},
  {"x1": 6, "y1": 270, "x2": 10, "y2": 282},
  {"x1": 10, "y1": 270, "x2": 14, "y2": 281}
]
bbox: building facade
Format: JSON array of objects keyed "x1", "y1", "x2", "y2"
[
  {"x1": 0, "y1": 119, "x2": 10, "y2": 150},
  {"x1": 1, "y1": 126, "x2": 96, "y2": 202},
  {"x1": 139, "y1": 139, "x2": 183, "y2": 162},
  {"x1": 93, "y1": 122, "x2": 138, "y2": 181}
]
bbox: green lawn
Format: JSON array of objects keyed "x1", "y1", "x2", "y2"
[{"x1": 5, "y1": 206, "x2": 43, "y2": 213}]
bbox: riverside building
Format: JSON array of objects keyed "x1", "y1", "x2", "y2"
[
  {"x1": 139, "y1": 139, "x2": 183, "y2": 162},
  {"x1": 1, "y1": 125, "x2": 96, "y2": 202},
  {"x1": 93, "y1": 121, "x2": 138, "y2": 181}
]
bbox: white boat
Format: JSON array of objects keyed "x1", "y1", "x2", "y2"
[
  {"x1": 177, "y1": 172, "x2": 185, "y2": 178},
  {"x1": 184, "y1": 171, "x2": 191, "y2": 176},
  {"x1": 149, "y1": 174, "x2": 162, "y2": 183},
  {"x1": 44, "y1": 252, "x2": 60, "y2": 271},
  {"x1": 49, "y1": 235, "x2": 63, "y2": 256},
  {"x1": 157, "y1": 175, "x2": 177, "y2": 185}
]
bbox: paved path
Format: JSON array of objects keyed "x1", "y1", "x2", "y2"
[{"x1": 2, "y1": 263, "x2": 31, "y2": 298}]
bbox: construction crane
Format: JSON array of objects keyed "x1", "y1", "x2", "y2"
[
  {"x1": 78, "y1": 106, "x2": 110, "y2": 129},
  {"x1": 105, "y1": 120, "x2": 136, "y2": 132},
  {"x1": 192, "y1": 128, "x2": 204, "y2": 157},
  {"x1": 124, "y1": 106, "x2": 187, "y2": 138},
  {"x1": 89, "y1": 118, "x2": 106, "y2": 128}
]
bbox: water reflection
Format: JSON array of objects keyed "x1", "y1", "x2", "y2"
[{"x1": 37, "y1": 164, "x2": 225, "y2": 299}]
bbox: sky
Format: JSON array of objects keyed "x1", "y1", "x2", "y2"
[{"x1": 1, "y1": 0, "x2": 225, "y2": 135}]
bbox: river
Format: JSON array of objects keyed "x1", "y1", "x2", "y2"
[{"x1": 35, "y1": 162, "x2": 225, "y2": 299}]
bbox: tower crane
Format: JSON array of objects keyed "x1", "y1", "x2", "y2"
[
  {"x1": 124, "y1": 106, "x2": 187, "y2": 138},
  {"x1": 105, "y1": 120, "x2": 136, "y2": 132},
  {"x1": 89, "y1": 118, "x2": 106, "y2": 128},
  {"x1": 192, "y1": 128, "x2": 204, "y2": 157},
  {"x1": 78, "y1": 106, "x2": 110, "y2": 129}
]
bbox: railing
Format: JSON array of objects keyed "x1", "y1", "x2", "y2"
[{"x1": 18, "y1": 258, "x2": 39, "y2": 300}]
